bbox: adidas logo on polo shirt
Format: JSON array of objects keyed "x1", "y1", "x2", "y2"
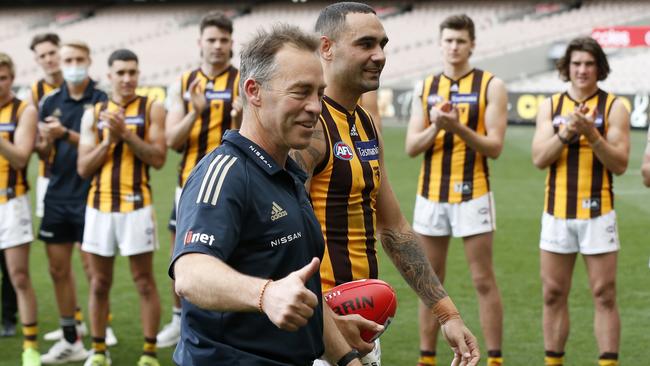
[{"x1": 271, "y1": 202, "x2": 287, "y2": 221}]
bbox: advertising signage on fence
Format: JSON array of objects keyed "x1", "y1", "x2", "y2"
[{"x1": 592, "y1": 26, "x2": 650, "y2": 48}]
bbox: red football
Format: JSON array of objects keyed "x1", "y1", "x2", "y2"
[{"x1": 324, "y1": 279, "x2": 397, "y2": 342}]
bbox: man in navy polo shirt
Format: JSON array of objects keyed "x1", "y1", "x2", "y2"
[
  {"x1": 38, "y1": 41, "x2": 108, "y2": 364},
  {"x1": 170, "y1": 25, "x2": 362, "y2": 366}
]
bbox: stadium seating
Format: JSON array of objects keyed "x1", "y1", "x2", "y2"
[
  {"x1": 509, "y1": 47, "x2": 650, "y2": 94},
  {"x1": 380, "y1": 0, "x2": 650, "y2": 85},
  {"x1": 1, "y1": 0, "x2": 649, "y2": 95}
]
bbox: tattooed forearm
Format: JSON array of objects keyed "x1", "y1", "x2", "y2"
[{"x1": 380, "y1": 228, "x2": 448, "y2": 307}]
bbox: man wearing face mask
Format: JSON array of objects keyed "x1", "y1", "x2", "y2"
[{"x1": 37, "y1": 41, "x2": 108, "y2": 364}]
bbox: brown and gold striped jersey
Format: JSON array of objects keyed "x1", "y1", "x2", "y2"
[
  {"x1": 177, "y1": 66, "x2": 240, "y2": 187},
  {"x1": 31, "y1": 78, "x2": 59, "y2": 105},
  {"x1": 0, "y1": 97, "x2": 29, "y2": 203},
  {"x1": 31, "y1": 78, "x2": 61, "y2": 178},
  {"x1": 87, "y1": 96, "x2": 154, "y2": 213},
  {"x1": 310, "y1": 96, "x2": 381, "y2": 292},
  {"x1": 545, "y1": 89, "x2": 616, "y2": 219},
  {"x1": 418, "y1": 69, "x2": 493, "y2": 203}
]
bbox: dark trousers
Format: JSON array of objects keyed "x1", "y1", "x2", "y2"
[{"x1": 0, "y1": 250, "x2": 17, "y2": 325}]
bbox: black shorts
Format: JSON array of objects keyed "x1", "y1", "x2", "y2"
[
  {"x1": 168, "y1": 201, "x2": 176, "y2": 232},
  {"x1": 38, "y1": 200, "x2": 85, "y2": 244}
]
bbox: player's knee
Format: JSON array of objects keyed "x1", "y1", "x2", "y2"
[
  {"x1": 90, "y1": 275, "x2": 112, "y2": 297},
  {"x1": 133, "y1": 273, "x2": 156, "y2": 298},
  {"x1": 8, "y1": 269, "x2": 30, "y2": 291},
  {"x1": 542, "y1": 284, "x2": 568, "y2": 306},
  {"x1": 472, "y1": 273, "x2": 495, "y2": 296},
  {"x1": 48, "y1": 263, "x2": 71, "y2": 282},
  {"x1": 592, "y1": 283, "x2": 616, "y2": 310}
]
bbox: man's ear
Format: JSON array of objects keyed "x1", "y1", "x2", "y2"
[
  {"x1": 319, "y1": 36, "x2": 334, "y2": 61},
  {"x1": 244, "y1": 78, "x2": 262, "y2": 107}
]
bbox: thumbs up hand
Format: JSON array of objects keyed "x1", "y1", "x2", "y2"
[{"x1": 261, "y1": 257, "x2": 321, "y2": 331}]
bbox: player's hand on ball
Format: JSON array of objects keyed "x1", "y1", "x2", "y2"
[
  {"x1": 332, "y1": 313, "x2": 383, "y2": 356},
  {"x1": 441, "y1": 318, "x2": 480, "y2": 366},
  {"x1": 261, "y1": 258, "x2": 320, "y2": 331}
]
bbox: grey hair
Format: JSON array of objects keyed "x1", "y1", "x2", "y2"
[{"x1": 239, "y1": 23, "x2": 319, "y2": 103}]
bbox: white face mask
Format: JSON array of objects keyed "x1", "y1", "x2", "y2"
[{"x1": 62, "y1": 66, "x2": 88, "y2": 84}]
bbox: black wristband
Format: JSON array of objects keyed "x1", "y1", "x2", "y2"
[
  {"x1": 557, "y1": 132, "x2": 570, "y2": 144},
  {"x1": 62, "y1": 128, "x2": 70, "y2": 141},
  {"x1": 337, "y1": 349, "x2": 361, "y2": 366}
]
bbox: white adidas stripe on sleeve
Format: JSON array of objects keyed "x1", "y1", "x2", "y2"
[{"x1": 196, "y1": 154, "x2": 238, "y2": 205}]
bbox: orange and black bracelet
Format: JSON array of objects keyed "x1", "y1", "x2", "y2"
[{"x1": 257, "y1": 279, "x2": 273, "y2": 313}]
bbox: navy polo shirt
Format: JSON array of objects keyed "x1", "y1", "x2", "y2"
[
  {"x1": 169, "y1": 130, "x2": 325, "y2": 366},
  {"x1": 39, "y1": 79, "x2": 107, "y2": 203}
]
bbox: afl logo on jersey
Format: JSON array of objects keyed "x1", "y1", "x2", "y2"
[{"x1": 334, "y1": 141, "x2": 354, "y2": 160}]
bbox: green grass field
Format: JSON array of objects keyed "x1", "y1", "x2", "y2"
[{"x1": 1, "y1": 125, "x2": 648, "y2": 365}]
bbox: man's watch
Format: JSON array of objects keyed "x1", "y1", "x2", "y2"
[
  {"x1": 62, "y1": 128, "x2": 70, "y2": 141},
  {"x1": 337, "y1": 349, "x2": 361, "y2": 366}
]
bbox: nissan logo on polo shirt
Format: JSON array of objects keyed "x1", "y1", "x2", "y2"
[{"x1": 270, "y1": 231, "x2": 302, "y2": 247}]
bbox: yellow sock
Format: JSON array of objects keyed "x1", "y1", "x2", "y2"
[
  {"x1": 486, "y1": 350, "x2": 503, "y2": 366},
  {"x1": 74, "y1": 307, "x2": 84, "y2": 323},
  {"x1": 143, "y1": 337, "x2": 157, "y2": 357},
  {"x1": 92, "y1": 338, "x2": 107, "y2": 354},
  {"x1": 107, "y1": 312, "x2": 113, "y2": 325},
  {"x1": 598, "y1": 356, "x2": 618, "y2": 366},
  {"x1": 22, "y1": 323, "x2": 38, "y2": 350},
  {"x1": 545, "y1": 356, "x2": 564, "y2": 366},
  {"x1": 417, "y1": 350, "x2": 436, "y2": 366},
  {"x1": 487, "y1": 356, "x2": 503, "y2": 366},
  {"x1": 598, "y1": 361, "x2": 618, "y2": 366}
]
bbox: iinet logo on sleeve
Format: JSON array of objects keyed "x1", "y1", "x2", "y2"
[{"x1": 184, "y1": 230, "x2": 216, "y2": 246}]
